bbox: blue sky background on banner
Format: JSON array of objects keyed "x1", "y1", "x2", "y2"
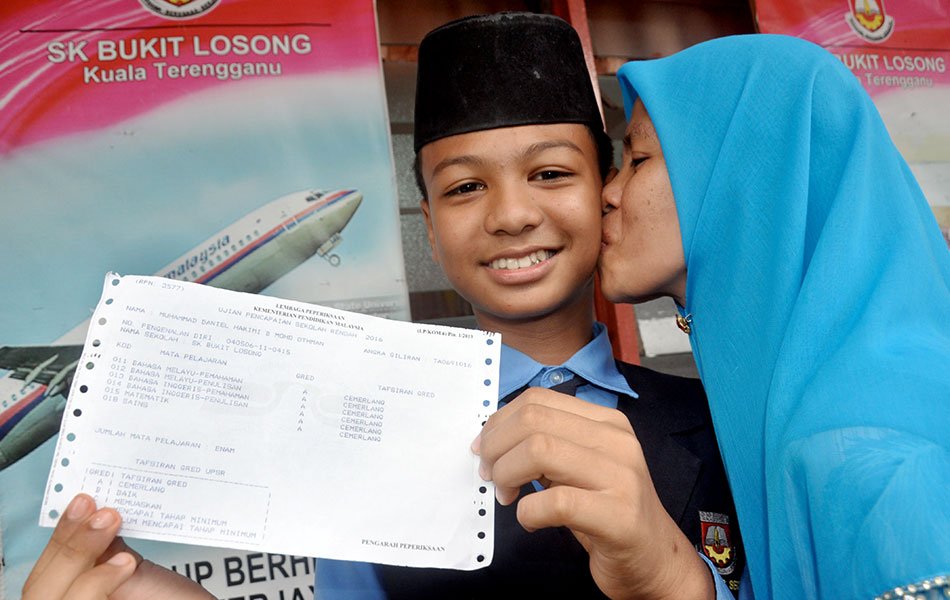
[{"x1": 1, "y1": 69, "x2": 408, "y2": 350}]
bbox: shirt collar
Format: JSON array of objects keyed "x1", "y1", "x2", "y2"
[{"x1": 498, "y1": 322, "x2": 638, "y2": 399}]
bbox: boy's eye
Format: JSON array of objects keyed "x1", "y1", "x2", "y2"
[
  {"x1": 531, "y1": 170, "x2": 572, "y2": 181},
  {"x1": 446, "y1": 181, "x2": 484, "y2": 196}
]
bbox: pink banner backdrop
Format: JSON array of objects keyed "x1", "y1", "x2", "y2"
[
  {"x1": 756, "y1": 0, "x2": 947, "y2": 98},
  {"x1": 755, "y1": 0, "x2": 950, "y2": 245},
  {"x1": 1, "y1": 0, "x2": 377, "y2": 153}
]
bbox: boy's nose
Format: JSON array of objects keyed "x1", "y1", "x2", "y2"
[{"x1": 484, "y1": 185, "x2": 544, "y2": 235}]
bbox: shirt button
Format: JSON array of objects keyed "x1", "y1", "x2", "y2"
[{"x1": 550, "y1": 370, "x2": 563, "y2": 384}]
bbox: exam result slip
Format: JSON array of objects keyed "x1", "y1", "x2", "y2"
[{"x1": 41, "y1": 274, "x2": 499, "y2": 570}]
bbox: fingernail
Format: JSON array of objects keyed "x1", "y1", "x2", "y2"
[
  {"x1": 495, "y1": 486, "x2": 509, "y2": 505},
  {"x1": 65, "y1": 495, "x2": 92, "y2": 520},
  {"x1": 471, "y1": 433, "x2": 481, "y2": 455},
  {"x1": 107, "y1": 552, "x2": 132, "y2": 566},
  {"x1": 89, "y1": 509, "x2": 117, "y2": 529}
]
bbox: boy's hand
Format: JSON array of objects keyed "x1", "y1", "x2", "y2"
[
  {"x1": 473, "y1": 388, "x2": 714, "y2": 600},
  {"x1": 23, "y1": 494, "x2": 215, "y2": 600}
]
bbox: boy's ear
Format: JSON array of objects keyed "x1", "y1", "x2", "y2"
[{"x1": 420, "y1": 199, "x2": 440, "y2": 264}]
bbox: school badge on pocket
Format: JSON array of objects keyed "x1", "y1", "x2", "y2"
[{"x1": 699, "y1": 510, "x2": 736, "y2": 575}]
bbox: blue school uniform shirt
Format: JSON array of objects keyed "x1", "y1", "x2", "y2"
[{"x1": 313, "y1": 323, "x2": 742, "y2": 599}]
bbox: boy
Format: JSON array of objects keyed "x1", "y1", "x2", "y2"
[{"x1": 316, "y1": 12, "x2": 745, "y2": 599}]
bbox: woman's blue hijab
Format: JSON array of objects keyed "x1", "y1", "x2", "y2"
[{"x1": 617, "y1": 34, "x2": 950, "y2": 599}]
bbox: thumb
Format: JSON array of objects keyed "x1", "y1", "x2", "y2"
[
  {"x1": 65, "y1": 551, "x2": 137, "y2": 599},
  {"x1": 572, "y1": 529, "x2": 593, "y2": 553}
]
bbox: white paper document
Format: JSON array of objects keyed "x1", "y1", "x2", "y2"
[{"x1": 40, "y1": 274, "x2": 499, "y2": 570}]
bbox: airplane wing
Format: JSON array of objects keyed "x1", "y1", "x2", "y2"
[
  {"x1": 0, "y1": 346, "x2": 83, "y2": 470},
  {"x1": 0, "y1": 345, "x2": 83, "y2": 390}
]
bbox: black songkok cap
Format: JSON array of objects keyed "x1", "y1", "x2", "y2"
[{"x1": 414, "y1": 12, "x2": 605, "y2": 151}]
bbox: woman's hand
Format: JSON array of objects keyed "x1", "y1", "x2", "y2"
[
  {"x1": 23, "y1": 494, "x2": 214, "y2": 600},
  {"x1": 473, "y1": 388, "x2": 714, "y2": 600}
]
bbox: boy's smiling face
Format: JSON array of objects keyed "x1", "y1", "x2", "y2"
[{"x1": 419, "y1": 123, "x2": 603, "y2": 324}]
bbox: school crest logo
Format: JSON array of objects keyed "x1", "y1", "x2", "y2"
[
  {"x1": 846, "y1": 0, "x2": 895, "y2": 43},
  {"x1": 699, "y1": 511, "x2": 736, "y2": 575},
  {"x1": 139, "y1": 0, "x2": 219, "y2": 20}
]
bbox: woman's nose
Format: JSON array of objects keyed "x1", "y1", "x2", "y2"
[{"x1": 602, "y1": 166, "x2": 620, "y2": 213}]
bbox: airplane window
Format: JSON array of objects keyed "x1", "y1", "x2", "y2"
[
  {"x1": 246, "y1": 234, "x2": 252, "y2": 241},
  {"x1": 224, "y1": 250, "x2": 229, "y2": 257},
  {"x1": 254, "y1": 230, "x2": 259, "y2": 236},
  {"x1": 238, "y1": 240, "x2": 244, "y2": 247},
  {"x1": 192, "y1": 271, "x2": 197, "y2": 278},
  {"x1": 200, "y1": 265, "x2": 205, "y2": 272},
  {"x1": 232, "y1": 245, "x2": 237, "y2": 251}
]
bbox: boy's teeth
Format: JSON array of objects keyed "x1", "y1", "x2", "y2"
[{"x1": 491, "y1": 250, "x2": 552, "y2": 270}]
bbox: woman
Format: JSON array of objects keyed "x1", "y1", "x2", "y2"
[{"x1": 599, "y1": 34, "x2": 950, "y2": 599}]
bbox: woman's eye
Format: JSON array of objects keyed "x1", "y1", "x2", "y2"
[
  {"x1": 630, "y1": 157, "x2": 647, "y2": 170},
  {"x1": 446, "y1": 182, "x2": 484, "y2": 196}
]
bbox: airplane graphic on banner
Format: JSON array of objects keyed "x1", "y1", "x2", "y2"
[{"x1": 0, "y1": 187, "x2": 362, "y2": 470}]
